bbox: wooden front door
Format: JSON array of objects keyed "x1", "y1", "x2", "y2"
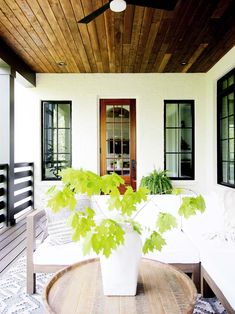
[{"x1": 100, "y1": 99, "x2": 136, "y2": 191}]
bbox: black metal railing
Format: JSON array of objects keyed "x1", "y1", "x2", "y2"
[
  {"x1": 8, "y1": 162, "x2": 34, "y2": 225},
  {"x1": 0, "y1": 164, "x2": 8, "y2": 228}
]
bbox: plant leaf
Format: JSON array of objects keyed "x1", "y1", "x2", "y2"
[
  {"x1": 128, "y1": 219, "x2": 142, "y2": 235},
  {"x1": 101, "y1": 172, "x2": 124, "y2": 194},
  {"x1": 143, "y1": 231, "x2": 166, "y2": 253},
  {"x1": 121, "y1": 186, "x2": 148, "y2": 217},
  {"x1": 156, "y1": 212, "x2": 177, "y2": 233},
  {"x1": 70, "y1": 207, "x2": 95, "y2": 241},
  {"x1": 178, "y1": 195, "x2": 206, "y2": 218},
  {"x1": 107, "y1": 188, "x2": 122, "y2": 211},
  {"x1": 47, "y1": 186, "x2": 76, "y2": 212},
  {"x1": 82, "y1": 232, "x2": 93, "y2": 255},
  {"x1": 91, "y1": 219, "x2": 125, "y2": 257},
  {"x1": 140, "y1": 169, "x2": 173, "y2": 194}
]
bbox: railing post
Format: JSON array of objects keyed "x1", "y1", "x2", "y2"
[
  {"x1": 32, "y1": 163, "x2": 34, "y2": 209},
  {"x1": 0, "y1": 164, "x2": 8, "y2": 227}
]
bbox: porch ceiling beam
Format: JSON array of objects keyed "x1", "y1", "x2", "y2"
[{"x1": 0, "y1": 38, "x2": 36, "y2": 87}]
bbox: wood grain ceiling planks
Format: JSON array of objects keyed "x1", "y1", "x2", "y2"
[{"x1": 0, "y1": 0, "x2": 234, "y2": 73}]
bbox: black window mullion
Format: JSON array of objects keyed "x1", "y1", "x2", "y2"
[
  {"x1": 164, "y1": 100, "x2": 194, "y2": 180},
  {"x1": 227, "y1": 96, "x2": 229, "y2": 184},
  {"x1": 217, "y1": 68, "x2": 235, "y2": 187},
  {"x1": 56, "y1": 104, "x2": 59, "y2": 177},
  {"x1": 177, "y1": 103, "x2": 181, "y2": 178},
  {"x1": 42, "y1": 101, "x2": 72, "y2": 180}
]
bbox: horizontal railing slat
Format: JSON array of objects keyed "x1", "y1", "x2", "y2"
[
  {"x1": 14, "y1": 170, "x2": 33, "y2": 180},
  {"x1": 0, "y1": 214, "x2": 5, "y2": 223},
  {"x1": 0, "y1": 175, "x2": 5, "y2": 183},
  {"x1": 13, "y1": 200, "x2": 33, "y2": 216},
  {"x1": 14, "y1": 180, "x2": 33, "y2": 191},
  {"x1": 0, "y1": 164, "x2": 8, "y2": 170},
  {"x1": 0, "y1": 201, "x2": 5, "y2": 210},
  {"x1": 14, "y1": 190, "x2": 32, "y2": 203},
  {"x1": 14, "y1": 162, "x2": 33, "y2": 168},
  {"x1": 0, "y1": 188, "x2": 5, "y2": 197}
]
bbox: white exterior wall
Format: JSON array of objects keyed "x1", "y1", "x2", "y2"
[
  {"x1": 13, "y1": 49, "x2": 235, "y2": 209},
  {"x1": 206, "y1": 46, "x2": 235, "y2": 193},
  {"x1": 15, "y1": 73, "x2": 208, "y2": 208}
]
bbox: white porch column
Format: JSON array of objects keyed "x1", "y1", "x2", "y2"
[
  {"x1": 0, "y1": 62, "x2": 15, "y2": 226},
  {"x1": 0, "y1": 64, "x2": 15, "y2": 164}
]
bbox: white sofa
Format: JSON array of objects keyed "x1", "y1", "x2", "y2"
[
  {"x1": 182, "y1": 191, "x2": 235, "y2": 313},
  {"x1": 26, "y1": 192, "x2": 235, "y2": 313}
]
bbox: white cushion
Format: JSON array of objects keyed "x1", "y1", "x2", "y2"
[
  {"x1": 33, "y1": 238, "x2": 96, "y2": 266},
  {"x1": 201, "y1": 249, "x2": 235, "y2": 310},
  {"x1": 34, "y1": 229, "x2": 199, "y2": 266},
  {"x1": 143, "y1": 229, "x2": 200, "y2": 264}
]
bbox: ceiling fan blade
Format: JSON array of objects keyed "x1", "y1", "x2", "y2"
[
  {"x1": 126, "y1": 0, "x2": 177, "y2": 10},
  {"x1": 78, "y1": 2, "x2": 110, "y2": 24}
]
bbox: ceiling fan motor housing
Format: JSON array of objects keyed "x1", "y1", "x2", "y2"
[{"x1": 110, "y1": 0, "x2": 127, "y2": 12}]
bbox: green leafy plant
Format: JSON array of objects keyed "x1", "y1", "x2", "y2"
[
  {"x1": 47, "y1": 168, "x2": 205, "y2": 258},
  {"x1": 140, "y1": 169, "x2": 173, "y2": 194}
]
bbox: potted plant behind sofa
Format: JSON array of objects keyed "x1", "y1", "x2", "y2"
[
  {"x1": 47, "y1": 168, "x2": 205, "y2": 296},
  {"x1": 140, "y1": 169, "x2": 173, "y2": 194}
]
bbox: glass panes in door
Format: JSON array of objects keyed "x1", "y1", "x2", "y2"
[
  {"x1": 106, "y1": 105, "x2": 130, "y2": 175},
  {"x1": 100, "y1": 99, "x2": 136, "y2": 191}
]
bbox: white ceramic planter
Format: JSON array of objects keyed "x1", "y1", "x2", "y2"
[{"x1": 100, "y1": 228, "x2": 142, "y2": 296}]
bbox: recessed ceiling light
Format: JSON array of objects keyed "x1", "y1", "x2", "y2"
[
  {"x1": 181, "y1": 61, "x2": 187, "y2": 65},
  {"x1": 57, "y1": 61, "x2": 67, "y2": 67}
]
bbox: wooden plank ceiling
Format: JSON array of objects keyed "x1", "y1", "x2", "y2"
[{"x1": 0, "y1": 0, "x2": 234, "y2": 73}]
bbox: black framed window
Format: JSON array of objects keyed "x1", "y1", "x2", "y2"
[
  {"x1": 42, "y1": 101, "x2": 72, "y2": 180},
  {"x1": 164, "y1": 100, "x2": 194, "y2": 180},
  {"x1": 217, "y1": 68, "x2": 235, "y2": 187}
]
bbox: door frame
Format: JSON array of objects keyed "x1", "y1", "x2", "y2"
[{"x1": 99, "y1": 98, "x2": 136, "y2": 190}]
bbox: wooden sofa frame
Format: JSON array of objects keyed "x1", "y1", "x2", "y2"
[
  {"x1": 201, "y1": 265, "x2": 234, "y2": 314},
  {"x1": 26, "y1": 209, "x2": 67, "y2": 294},
  {"x1": 27, "y1": 209, "x2": 200, "y2": 294}
]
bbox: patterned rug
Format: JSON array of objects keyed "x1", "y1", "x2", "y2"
[{"x1": 0, "y1": 255, "x2": 227, "y2": 314}]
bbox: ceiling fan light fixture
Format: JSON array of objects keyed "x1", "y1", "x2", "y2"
[{"x1": 110, "y1": 0, "x2": 126, "y2": 12}]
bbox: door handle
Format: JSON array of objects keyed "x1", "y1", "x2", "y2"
[{"x1": 131, "y1": 160, "x2": 136, "y2": 178}]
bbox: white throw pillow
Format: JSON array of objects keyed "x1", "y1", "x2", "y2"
[
  {"x1": 47, "y1": 219, "x2": 72, "y2": 245},
  {"x1": 45, "y1": 194, "x2": 91, "y2": 245}
]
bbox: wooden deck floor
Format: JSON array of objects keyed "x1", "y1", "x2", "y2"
[{"x1": 0, "y1": 217, "x2": 27, "y2": 273}]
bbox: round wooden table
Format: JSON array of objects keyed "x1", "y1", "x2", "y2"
[{"x1": 43, "y1": 258, "x2": 197, "y2": 314}]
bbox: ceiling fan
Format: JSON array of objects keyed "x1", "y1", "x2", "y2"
[{"x1": 78, "y1": 0, "x2": 177, "y2": 24}]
